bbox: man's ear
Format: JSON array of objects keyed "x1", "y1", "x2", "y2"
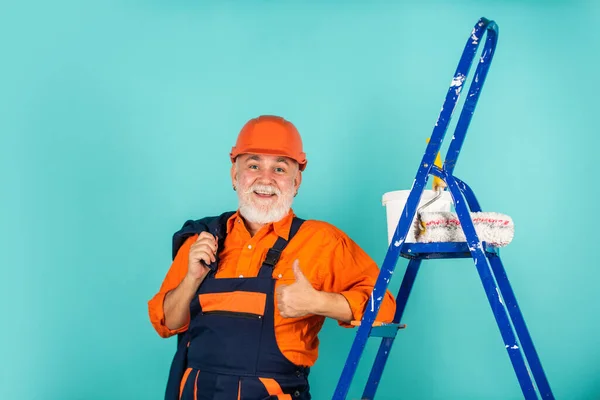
[
  {"x1": 294, "y1": 170, "x2": 302, "y2": 193},
  {"x1": 230, "y1": 161, "x2": 237, "y2": 190}
]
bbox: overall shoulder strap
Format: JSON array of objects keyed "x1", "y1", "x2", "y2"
[{"x1": 257, "y1": 217, "x2": 305, "y2": 278}]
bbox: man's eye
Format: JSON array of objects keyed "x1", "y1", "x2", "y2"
[
  {"x1": 275, "y1": 167, "x2": 285, "y2": 173},
  {"x1": 249, "y1": 165, "x2": 258, "y2": 170}
]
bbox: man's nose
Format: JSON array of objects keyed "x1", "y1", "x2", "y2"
[{"x1": 256, "y1": 169, "x2": 277, "y2": 183}]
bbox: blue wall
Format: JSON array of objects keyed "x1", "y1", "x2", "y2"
[{"x1": 1, "y1": 1, "x2": 598, "y2": 399}]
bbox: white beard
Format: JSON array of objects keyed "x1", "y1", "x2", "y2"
[{"x1": 237, "y1": 183, "x2": 294, "y2": 224}]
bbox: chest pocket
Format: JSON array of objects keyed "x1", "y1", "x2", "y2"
[{"x1": 272, "y1": 258, "x2": 321, "y2": 290}]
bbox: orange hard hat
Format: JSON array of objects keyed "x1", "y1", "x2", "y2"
[{"x1": 230, "y1": 115, "x2": 307, "y2": 171}]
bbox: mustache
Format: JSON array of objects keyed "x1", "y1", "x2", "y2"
[{"x1": 243, "y1": 184, "x2": 281, "y2": 196}]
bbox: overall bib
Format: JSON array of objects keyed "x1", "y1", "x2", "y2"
[{"x1": 165, "y1": 217, "x2": 310, "y2": 400}]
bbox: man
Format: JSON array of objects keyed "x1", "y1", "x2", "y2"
[{"x1": 148, "y1": 115, "x2": 396, "y2": 400}]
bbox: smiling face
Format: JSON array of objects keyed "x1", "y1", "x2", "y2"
[{"x1": 231, "y1": 153, "x2": 302, "y2": 224}]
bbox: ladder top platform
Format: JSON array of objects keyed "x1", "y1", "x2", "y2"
[{"x1": 400, "y1": 242, "x2": 499, "y2": 259}]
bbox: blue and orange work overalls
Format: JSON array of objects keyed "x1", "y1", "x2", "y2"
[{"x1": 164, "y1": 212, "x2": 311, "y2": 400}]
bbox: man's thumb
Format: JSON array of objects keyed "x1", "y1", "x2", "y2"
[{"x1": 292, "y1": 260, "x2": 306, "y2": 282}]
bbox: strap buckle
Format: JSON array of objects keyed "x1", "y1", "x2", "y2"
[{"x1": 263, "y1": 248, "x2": 283, "y2": 266}]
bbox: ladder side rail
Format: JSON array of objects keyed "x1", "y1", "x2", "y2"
[
  {"x1": 423, "y1": 17, "x2": 487, "y2": 169},
  {"x1": 360, "y1": 338, "x2": 395, "y2": 400},
  {"x1": 444, "y1": 19, "x2": 499, "y2": 175},
  {"x1": 331, "y1": 323, "x2": 370, "y2": 400},
  {"x1": 361, "y1": 258, "x2": 423, "y2": 400},
  {"x1": 488, "y1": 254, "x2": 555, "y2": 399},
  {"x1": 443, "y1": 171, "x2": 539, "y2": 399},
  {"x1": 331, "y1": 211, "x2": 417, "y2": 399}
]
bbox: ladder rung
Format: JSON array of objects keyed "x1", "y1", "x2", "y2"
[{"x1": 350, "y1": 321, "x2": 407, "y2": 338}]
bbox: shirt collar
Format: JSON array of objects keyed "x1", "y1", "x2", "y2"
[
  {"x1": 226, "y1": 211, "x2": 239, "y2": 234},
  {"x1": 272, "y1": 209, "x2": 295, "y2": 240}
]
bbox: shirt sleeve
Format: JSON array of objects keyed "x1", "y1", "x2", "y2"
[
  {"x1": 147, "y1": 235, "x2": 197, "y2": 338},
  {"x1": 319, "y1": 235, "x2": 397, "y2": 328}
]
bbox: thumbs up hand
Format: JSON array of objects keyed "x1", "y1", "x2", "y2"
[{"x1": 276, "y1": 260, "x2": 317, "y2": 318}]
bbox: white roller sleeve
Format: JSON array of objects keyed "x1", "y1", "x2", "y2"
[{"x1": 414, "y1": 211, "x2": 514, "y2": 247}]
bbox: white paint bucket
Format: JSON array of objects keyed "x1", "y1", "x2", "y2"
[{"x1": 381, "y1": 189, "x2": 454, "y2": 244}]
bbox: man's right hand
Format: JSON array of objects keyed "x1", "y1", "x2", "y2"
[
  {"x1": 187, "y1": 232, "x2": 218, "y2": 281},
  {"x1": 163, "y1": 232, "x2": 219, "y2": 332}
]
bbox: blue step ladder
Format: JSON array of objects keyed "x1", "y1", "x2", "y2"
[{"x1": 332, "y1": 17, "x2": 554, "y2": 400}]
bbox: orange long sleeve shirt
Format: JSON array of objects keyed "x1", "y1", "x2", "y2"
[{"x1": 148, "y1": 210, "x2": 396, "y2": 367}]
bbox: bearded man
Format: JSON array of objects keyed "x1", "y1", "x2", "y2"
[{"x1": 148, "y1": 115, "x2": 396, "y2": 400}]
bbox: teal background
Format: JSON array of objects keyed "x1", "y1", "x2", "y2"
[{"x1": 1, "y1": 0, "x2": 599, "y2": 399}]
